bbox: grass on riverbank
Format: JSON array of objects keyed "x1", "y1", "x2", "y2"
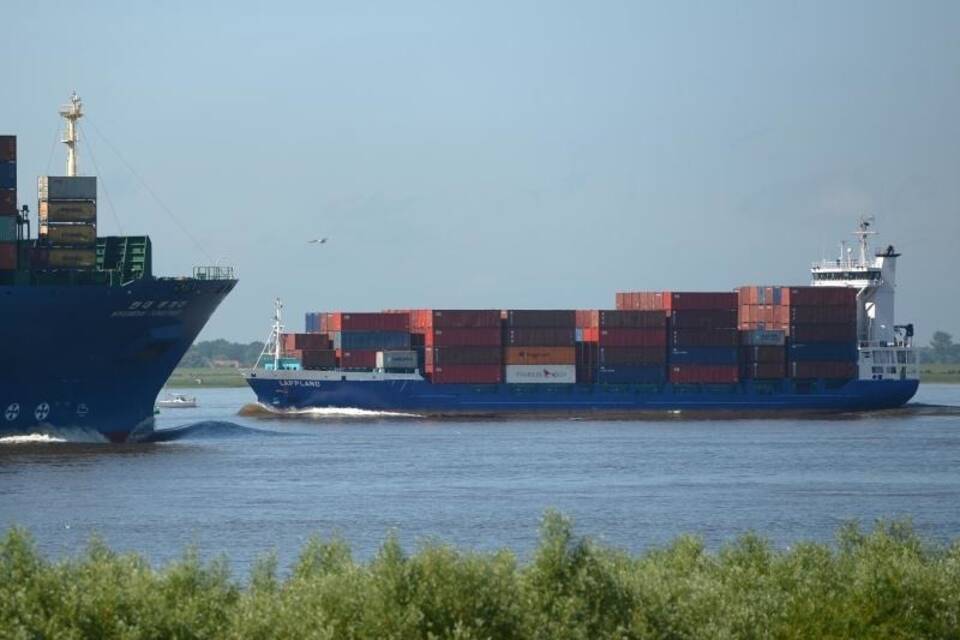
[
  {"x1": 2, "y1": 513, "x2": 959, "y2": 639},
  {"x1": 166, "y1": 367, "x2": 247, "y2": 388},
  {"x1": 919, "y1": 363, "x2": 960, "y2": 383}
]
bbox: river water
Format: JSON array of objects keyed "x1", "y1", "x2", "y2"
[{"x1": 1, "y1": 384, "x2": 958, "y2": 574}]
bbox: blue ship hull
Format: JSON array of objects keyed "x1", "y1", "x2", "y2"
[
  {"x1": 0, "y1": 277, "x2": 235, "y2": 441},
  {"x1": 246, "y1": 376, "x2": 919, "y2": 415}
]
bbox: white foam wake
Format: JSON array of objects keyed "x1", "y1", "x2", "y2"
[
  {"x1": 0, "y1": 426, "x2": 108, "y2": 445},
  {"x1": 260, "y1": 404, "x2": 421, "y2": 419},
  {"x1": 0, "y1": 433, "x2": 67, "y2": 445}
]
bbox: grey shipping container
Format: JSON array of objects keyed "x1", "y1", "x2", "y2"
[
  {"x1": 377, "y1": 351, "x2": 418, "y2": 369},
  {"x1": 38, "y1": 176, "x2": 97, "y2": 201}
]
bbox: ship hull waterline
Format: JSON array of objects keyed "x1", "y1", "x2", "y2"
[
  {"x1": 0, "y1": 277, "x2": 235, "y2": 442},
  {"x1": 245, "y1": 374, "x2": 919, "y2": 418}
]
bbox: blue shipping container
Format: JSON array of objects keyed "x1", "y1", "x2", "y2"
[
  {"x1": 305, "y1": 312, "x2": 320, "y2": 333},
  {"x1": 668, "y1": 346, "x2": 739, "y2": 365},
  {"x1": 333, "y1": 331, "x2": 412, "y2": 350},
  {"x1": 0, "y1": 162, "x2": 15, "y2": 189},
  {"x1": 596, "y1": 365, "x2": 666, "y2": 384},
  {"x1": 740, "y1": 329, "x2": 786, "y2": 346},
  {"x1": 787, "y1": 341, "x2": 858, "y2": 362}
]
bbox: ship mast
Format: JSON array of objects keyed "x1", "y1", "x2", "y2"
[
  {"x1": 59, "y1": 92, "x2": 83, "y2": 177},
  {"x1": 272, "y1": 298, "x2": 283, "y2": 371},
  {"x1": 853, "y1": 215, "x2": 876, "y2": 268}
]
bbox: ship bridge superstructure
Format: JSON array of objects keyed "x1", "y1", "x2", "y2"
[{"x1": 810, "y1": 217, "x2": 917, "y2": 382}]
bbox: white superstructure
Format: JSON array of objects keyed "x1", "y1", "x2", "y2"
[{"x1": 811, "y1": 217, "x2": 917, "y2": 382}]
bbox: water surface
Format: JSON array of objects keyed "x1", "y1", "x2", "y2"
[{"x1": 1, "y1": 384, "x2": 958, "y2": 574}]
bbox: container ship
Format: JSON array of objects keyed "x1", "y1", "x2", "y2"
[
  {"x1": 245, "y1": 216, "x2": 918, "y2": 415},
  {"x1": 0, "y1": 95, "x2": 236, "y2": 441}
]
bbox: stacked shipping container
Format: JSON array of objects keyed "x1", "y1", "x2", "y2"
[
  {"x1": 37, "y1": 175, "x2": 98, "y2": 269},
  {"x1": 739, "y1": 286, "x2": 858, "y2": 380},
  {"x1": 315, "y1": 312, "x2": 412, "y2": 370},
  {"x1": 504, "y1": 310, "x2": 576, "y2": 383},
  {"x1": 0, "y1": 136, "x2": 17, "y2": 270},
  {"x1": 281, "y1": 332, "x2": 336, "y2": 370},
  {"x1": 411, "y1": 310, "x2": 503, "y2": 383},
  {"x1": 577, "y1": 310, "x2": 667, "y2": 384},
  {"x1": 617, "y1": 291, "x2": 740, "y2": 384}
]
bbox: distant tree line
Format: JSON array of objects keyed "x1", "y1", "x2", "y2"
[
  {"x1": 179, "y1": 339, "x2": 266, "y2": 368},
  {"x1": 918, "y1": 331, "x2": 960, "y2": 364}
]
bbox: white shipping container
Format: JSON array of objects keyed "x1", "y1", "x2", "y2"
[
  {"x1": 376, "y1": 350, "x2": 418, "y2": 369},
  {"x1": 505, "y1": 364, "x2": 576, "y2": 384},
  {"x1": 38, "y1": 176, "x2": 97, "y2": 201}
]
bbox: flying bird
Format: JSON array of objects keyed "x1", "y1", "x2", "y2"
[{"x1": 308, "y1": 237, "x2": 329, "y2": 245}]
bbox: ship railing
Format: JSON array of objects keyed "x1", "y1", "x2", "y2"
[
  {"x1": 193, "y1": 266, "x2": 235, "y2": 280},
  {"x1": 858, "y1": 340, "x2": 914, "y2": 350}
]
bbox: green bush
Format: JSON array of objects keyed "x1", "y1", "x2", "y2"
[{"x1": 2, "y1": 515, "x2": 959, "y2": 639}]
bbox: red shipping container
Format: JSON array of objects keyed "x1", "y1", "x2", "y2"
[
  {"x1": 425, "y1": 346, "x2": 502, "y2": 366},
  {"x1": 669, "y1": 365, "x2": 739, "y2": 384},
  {"x1": 576, "y1": 310, "x2": 599, "y2": 328},
  {"x1": 783, "y1": 287, "x2": 857, "y2": 307},
  {"x1": 506, "y1": 310, "x2": 576, "y2": 328},
  {"x1": 789, "y1": 306, "x2": 857, "y2": 324},
  {"x1": 411, "y1": 309, "x2": 502, "y2": 330},
  {"x1": 741, "y1": 346, "x2": 786, "y2": 364},
  {"x1": 0, "y1": 136, "x2": 14, "y2": 162},
  {"x1": 0, "y1": 190, "x2": 15, "y2": 215},
  {"x1": 429, "y1": 364, "x2": 503, "y2": 384},
  {"x1": 294, "y1": 333, "x2": 332, "y2": 350},
  {"x1": 671, "y1": 329, "x2": 739, "y2": 348},
  {"x1": 338, "y1": 349, "x2": 378, "y2": 369},
  {"x1": 323, "y1": 312, "x2": 409, "y2": 332},
  {"x1": 280, "y1": 333, "x2": 297, "y2": 353},
  {"x1": 789, "y1": 323, "x2": 858, "y2": 343},
  {"x1": 598, "y1": 328, "x2": 667, "y2": 347},
  {"x1": 0, "y1": 242, "x2": 17, "y2": 270},
  {"x1": 580, "y1": 327, "x2": 600, "y2": 342},
  {"x1": 425, "y1": 327, "x2": 502, "y2": 347},
  {"x1": 599, "y1": 346, "x2": 667, "y2": 366},
  {"x1": 789, "y1": 361, "x2": 857, "y2": 379},
  {"x1": 607, "y1": 310, "x2": 666, "y2": 329},
  {"x1": 301, "y1": 350, "x2": 337, "y2": 369},
  {"x1": 670, "y1": 309, "x2": 739, "y2": 329},
  {"x1": 616, "y1": 291, "x2": 738, "y2": 312},
  {"x1": 742, "y1": 362, "x2": 786, "y2": 379},
  {"x1": 506, "y1": 328, "x2": 575, "y2": 346}
]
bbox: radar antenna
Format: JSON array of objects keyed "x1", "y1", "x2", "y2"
[{"x1": 59, "y1": 92, "x2": 83, "y2": 176}]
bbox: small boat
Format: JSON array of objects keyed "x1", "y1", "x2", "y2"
[{"x1": 156, "y1": 393, "x2": 197, "y2": 409}]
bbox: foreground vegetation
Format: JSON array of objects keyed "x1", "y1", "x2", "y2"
[{"x1": 2, "y1": 514, "x2": 959, "y2": 639}]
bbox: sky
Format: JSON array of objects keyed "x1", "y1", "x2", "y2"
[{"x1": 2, "y1": 1, "x2": 958, "y2": 342}]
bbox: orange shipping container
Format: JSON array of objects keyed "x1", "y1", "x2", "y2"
[{"x1": 504, "y1": 346, "x2": 575, "y2": 365}]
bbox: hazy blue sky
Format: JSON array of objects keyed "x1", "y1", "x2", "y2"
[{"x1": 2, "y1": 1, "x2": 957, "y2": 342}]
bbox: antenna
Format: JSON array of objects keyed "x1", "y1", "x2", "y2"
[
  {"x1": 853, "y1": 214, "x2": 877, "y2": 267},
  {"x1": 58, "y1": 92, "x2": 83, "y2": 176}
]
